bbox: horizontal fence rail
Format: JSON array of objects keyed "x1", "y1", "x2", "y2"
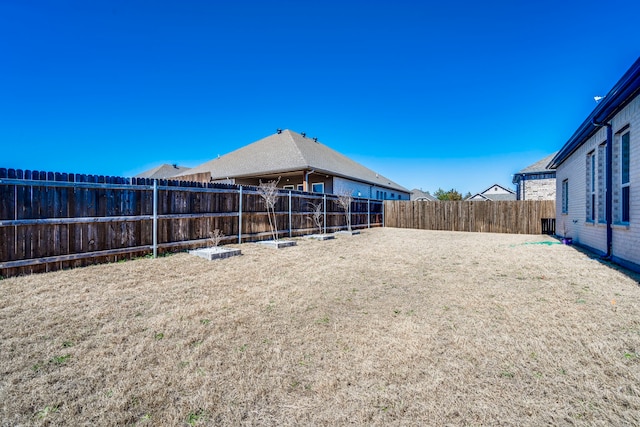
[
  {"x1": 384, "y1": 200, "x2": 556, "y2": 235},
  {"x1": 0, "y1": 168, "x2": 383, "y2": 277}
]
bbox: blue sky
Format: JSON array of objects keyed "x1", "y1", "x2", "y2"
[{"x1": 2, "y1": 0, "x2": 639, "y2": 195}]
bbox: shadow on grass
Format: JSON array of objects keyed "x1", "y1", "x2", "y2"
[{"x1": 553, "y1": 236, "x2": 640, "y2": 285}]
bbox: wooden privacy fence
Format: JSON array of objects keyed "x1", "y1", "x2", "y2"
[
  {"x1": 0, "y1": 168, "x2": 383, "y2": 277},
  {"x1": 384, "y1": 200, "x2": 556, "y2": 234}
]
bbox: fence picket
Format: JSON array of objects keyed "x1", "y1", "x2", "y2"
[
  {"x1": 1, "y1": 169, "x2": 382, "y2": 277},
  {"x1": 384, "y1": 200, "x2": 556, "y2": 235}
]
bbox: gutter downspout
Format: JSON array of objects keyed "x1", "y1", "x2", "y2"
[
  {"x1": 304, "y1": 169, "x2": 315, "y2": 192},
  {"x1": 594, "y1": 120, "x2": 613, "y2": 258}
]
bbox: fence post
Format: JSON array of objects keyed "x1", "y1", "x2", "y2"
[
  {"x1": 323, "y1": 194, "x2": 327, "y2": 234},
  {"x1": 153, "y1": 180, "x2": 158, "y2": 258},
  {"x1": 367, "y1": 198, "x2": 370, "y2": 228},
  {"x1": 238, "y1": 186, "x2": 243, "y2": 244},
  {"x1": 289, "y1": 190, "x2": 292, "y2": 238},
  {"x1": 381, "y1": 200, "x2": 384, "y2": 227}
]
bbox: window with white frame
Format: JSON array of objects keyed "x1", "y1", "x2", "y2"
[
  {"x1": 586, "y1": 151, "x2": 595, "y2": 221},
  {"x1": 297, "y1": 184, "x2": 304, "y2": 191},
  {"x1": 283, "y1": 185, "x2": 294, "y2": 190},
  {"x1": 311, "y1": 182, "x2": 324, "y2": 193},
  {"x1": 562, "y1": 179, "x2": 569, "y2": 214},
  {"x1": 621, "y1": 131, "x2": 630, "y2": 222},
  {"x1": 597, "y1": 143, "x2": 606, "y2": 222}
]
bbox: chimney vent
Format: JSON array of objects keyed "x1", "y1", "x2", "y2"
[
  {"x1": 313, "y1": 137, "x2": 318, "y2": 142},
  {"x1": 301, "y1": 132, "x2": 306, "y2": 138},
  {"x1": 277, "y1": 128, "x2": 282, "y2": 134}
]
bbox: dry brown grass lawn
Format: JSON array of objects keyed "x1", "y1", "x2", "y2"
[{"x1": 1, "y1": 228, "x2": 640, "y2": 426}]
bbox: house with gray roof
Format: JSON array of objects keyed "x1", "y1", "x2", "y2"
[
  {"x1": 467, "y1": 184, "x2": 516, "y2": 201},
  {"x1": 410, "y1": 188, "x2": 437, "y2": 201},
  {"x1": 512, "y1": 152, "x2": 557, "y2": 200},
  {"x1": 135, "y1": 163, "x2": 191, "y2": 179},
  {"x1": 175, "y1": 129, "x2": 410, "y2": 200}
]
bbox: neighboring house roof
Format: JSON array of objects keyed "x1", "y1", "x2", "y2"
[
  {"x1": 467, "y1": 193, "x2": 491, "y2": 201},
  {"x1": 468, "y1": 184, "x2": 516, "y2": 201},
  {"x1": 512, "y1": 152, "x2": 557, "y2": 184},
  {"x1": 176, "y1": 129, "x2": 409, "y2": 193},
  {"x1": 410, "y1": 188, "x2": 437, "y2": 201},
  {"x1": 135, "y1": 163, "x2": 191, "y2": 179},
  {"x1": 549, "y1": 57, "x2": 640, "y2": 169}
]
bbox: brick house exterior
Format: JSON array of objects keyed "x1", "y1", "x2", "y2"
[
  {"x1": 145, "y1": 129, "x2": 410, "y2": 200},
  {"x1": 549, "y1": 57, "x2": 640, "y2": 272},
  {"x1": 512, "y1": 153, "x2": 557, "y2": 201}
]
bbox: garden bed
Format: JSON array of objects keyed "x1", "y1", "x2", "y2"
[{"x1": 188, "y1": 246, "x2": 241, "y2": 260}]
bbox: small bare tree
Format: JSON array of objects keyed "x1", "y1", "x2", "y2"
[
  {"x1": 209, "y1": 229, "x2": 224, "y2": 247},
  {"x1": 306, "y1": 201, "x2": 324, "y2": 234},
  {"x1": 258, "y1": 177, "x2": 281, "y2": 241},
  {"x1": 336, "y1": 191, "x2": 353, "y2": 232}
]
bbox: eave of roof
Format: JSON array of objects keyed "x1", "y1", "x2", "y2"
[
  {"x1": 512, "y1": 152, "x2": 557, "y2": 184},
  {"x1": 549, "y1": 57, "x2": 640, "y2": 169}
]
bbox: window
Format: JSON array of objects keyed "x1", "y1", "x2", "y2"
[
  {"x1": 621, "y1": 131, "x2": 630, "y2": 222},
  {"x1": 283, "y1": 185, "x2": 294, "y2": 190},
  {"x1": 562, "y1": 179, "x2": 569, "y2": 214},
  {"x1": 297, "y1": 184, "x2": 304, "y2": 191},
  {"x1": 587, "y1": 151, "x2": 595, "y2": 221},
  {"x1": 597, "y1": 143, "x2": 606, "y2": 222},
  {"x1": 311, "y1": 182, "x2": 324, "y2": 193}
]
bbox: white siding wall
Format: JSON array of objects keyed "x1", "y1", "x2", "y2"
[{"x1": 557, "y1": 94, "x2": 640, "y2": 269}]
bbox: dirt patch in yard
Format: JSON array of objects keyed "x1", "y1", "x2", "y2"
[{"x1": 1, "y1": 228, "x2": 639, "y2": 426}]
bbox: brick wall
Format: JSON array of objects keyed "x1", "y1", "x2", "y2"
[
  {"x1": 522, "y1": 178, "x2": 556, "y2": 201},
  {"x1": 610, "y1": 96, "x2": 640, "y2": 268},
  {"x1": 555, "y1": 94, "x2": 640, "y2": 270}
]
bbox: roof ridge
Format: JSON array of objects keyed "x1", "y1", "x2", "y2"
[{"x1": 283, "y1": 129, "x2": 309, "y2": 166}]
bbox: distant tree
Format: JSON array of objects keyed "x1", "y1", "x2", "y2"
[
  {"x1": 434, "y1": 188, "x2": 464, "y2": 201},
  {"x1": 463, "y1": 192, "x2": 472, "y2": 200}
]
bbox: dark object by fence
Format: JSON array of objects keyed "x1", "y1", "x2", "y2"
[{"x1": 541, "y1": 218, "x2": 556, "y2": 235}]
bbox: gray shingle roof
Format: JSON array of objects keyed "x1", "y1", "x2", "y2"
[
  {"x1": 135, "y1": 163, "x2": 191, "y2": 179},
  {"x1": 467, "y1": 184, "x2": 516, "y2": 201},
  {"x1": 517, "y1": 152, "x2": 558, "y2": 174},
  {"x1": 410, "y1": 188, "x2": 437, "y2": 201},
  {"x1": 483, "y1": 193, "x2": 517, "y2": 201},
  {"x1": 176, "y1": 129, "x2": 409, "y2": 193}
]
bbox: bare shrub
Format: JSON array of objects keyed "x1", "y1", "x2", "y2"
[
  {"x1": 258, "y1": 177, "x2": 281, "y2": 241},
  {"x1": 336, "y1": 191, "x2": 353, "y2": 231},
  {"x1": 209, "y1": 229, "x2": 224, "y2": 247},
  {"x1": 306, "y1": 201, "x2": 324, "y2": 234}
]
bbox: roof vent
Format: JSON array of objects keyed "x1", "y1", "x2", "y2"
[
  {"x1": 277, "y1": 128, "x2": 282, "y2": 134},
  {"x1": 172, "y1": 163, "x2": 178, "y2": 169},
  {"x1": 313, "y1": 137, "x2": 318, "y2": 142},
  {"x1": 301, "y1": 132, "x2": 306, "y2": 138}
]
